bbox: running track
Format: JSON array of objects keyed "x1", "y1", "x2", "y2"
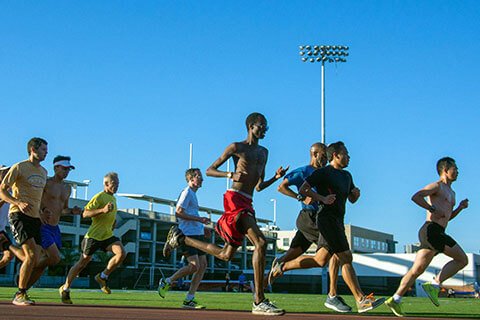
[{"x1": 0, "y1": 302, "x2": 473, "y2": 320}]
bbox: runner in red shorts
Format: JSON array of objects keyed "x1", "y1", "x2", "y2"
[{"x1": 163, "y1": 112, "x2": 288, "y2": 316}]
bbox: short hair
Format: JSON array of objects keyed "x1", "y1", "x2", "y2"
[
  {"x1": 326, "y1": 141, "x2": 346, "y2": 162},
  {"x1": 185, "y1": 168, "x2": 201, "y2": 182},
  {"x1": 310, "y1": 142, "x2": 326, "y2": 155},
  {"x1": 53, "y1": 155, "x2": 71, "y2": 164},
  {"x1": 27, "y1": 137, "x2": 48, "y2": 155},
  {"x1": 104, "y1": 172, "x2": 119, "y2": 184},
  {"x1": 436, "y1": 157, "x2": 456, "y2": 175},
  {"x1": 245, "y1": 112, "x2": 266, "y2": 130}
]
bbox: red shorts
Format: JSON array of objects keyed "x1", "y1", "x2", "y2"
[{"x1": 215, "y1": 190, "x2": 256, "y2": 247}]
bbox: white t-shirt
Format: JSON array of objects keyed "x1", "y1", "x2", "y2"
[
  {"x1": 0, "y1": 203, "x2": 9, "y2": 232},
  {"x1": 176, "y1": 186, "x2": 204, "y2": 236}
]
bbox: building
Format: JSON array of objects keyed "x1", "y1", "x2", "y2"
[{"x1": 276, "y1": 224, "x2": 396, "y2": 254}]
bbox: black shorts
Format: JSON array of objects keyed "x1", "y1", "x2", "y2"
[
  {"x1": 317, "y1": 214, "x2": 350, "y2": 254},
  {"x1": 81, "y1": 236, "x2": 120, "y2": 256},
  {"x1": 418, "y1": 221, "x2": 457, "y2": 252},
  {"x1": 179, "y1": 235, "x2": 206, "y2": 257},
  {"x1": 293, "y1": 209, "x2": 320, "y2": 252},
  {"x1": 8, "y1": 212, "x2": 42, "y2": 245}
]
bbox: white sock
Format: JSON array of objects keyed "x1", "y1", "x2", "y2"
[
  {"x1": 328, "y1": 294, "x2": 336, "y2": 299},
  {"x1": 186, "y1": 293, "x2": 195, "y2": 301},
  {"x1": 101, "y1": 272, "x2": 108, "y2": 279},
  {"x1": 393, "y1": 294, "x2": 402, "y2": 303},
  {"x1": 431, "y1": 279, "x2": 440, "y2": 287},
  {"x1": 62, "y1": 286, "x2": 70, "y2": 292}
]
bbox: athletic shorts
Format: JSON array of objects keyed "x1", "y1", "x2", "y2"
[
  {"x1": 292, "y1": 209, "x2": 320, "y2": 252},
  {"x1": 81, "y1": 236, "x2": 120, "y2": 256},
  {"x1": 215, "y1": 190, "x2": 255, "y2": 247},
  {"x1": 8, "y1": 212, "x2": 42, "y2": 245},
  {"x1": 41, "y1": 224, "x2": 62, "y2": 249},
  {"x1": 179, "y1": 235, "x2": 206, "y2": 257},
  {"x1": 418, "y1": 221, "x2": 457, "y2": 252},
  {"x1": 317, "y1": 214, "x2": 350, "y2": 254},
  {"x1": 0, "y1": 230, "x2": 12, "y2": 251}
]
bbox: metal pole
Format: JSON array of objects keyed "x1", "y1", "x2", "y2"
[
  {"x1": 189, "y1": 143, "x2": 193, "y2": 168},
  {"x1": 270, "y1": 199, "x2": 277, "y2": 226},
  {"x1": 226, "y1": 159, "x2": 231, "y2": 189},
  {"x1": 321, "y1": 60, "x2": 326, "y2": 144}
]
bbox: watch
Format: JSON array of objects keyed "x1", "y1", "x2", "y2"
[
  {"x1": 296, "y1": 194, "x2": 305, "y2": 202},
  {"x1": 429, "y1": 205, "x2": 436, "y2": 213},
  {"x1": 226, "y1": 172, "x2": 233, "y2": 179}
]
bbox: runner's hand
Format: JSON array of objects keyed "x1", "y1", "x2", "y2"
[
  {"x1": 17, "y1": 201, "x2": 32, "y2": 214},
  {"x1": 321, "y1": 194, "x2": 336, "y2": 205},
  {"x1": 459, "y1": 199, "x2": 469, "y2": 209},
  {"x1": 275, "y1": 166, "x2": 289, "y2": 179},
  {"x1": 102, "y1": 202, "x2": 114, "y2": 213}
]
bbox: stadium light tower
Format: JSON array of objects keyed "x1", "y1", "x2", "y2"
[{"x1": 299, "y1": 45, "x2": 349, "y2": 144}]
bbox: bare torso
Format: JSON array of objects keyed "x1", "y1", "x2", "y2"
[
  {"x1": 41, "y1": 178, "x2": 71, "y2": 226},
  {"x1": 427, "y1": 181, "x2": 456, "y2": 228},
  {"x1": 231, "y1": 142, "x2": 268, "y2": 196}
]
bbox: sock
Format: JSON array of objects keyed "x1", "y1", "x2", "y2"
[
  {"x1": 328, "y1": 294, "x2": 336, "y2": 299},
  {"x1": 166, "y1": 278, "x2": 172, "y2": 284},
  {"x1": 63, "y1": 286, "x2": 70, "y2": 292},
  {"x1": 393, "y1": 294, "x2": 402, "y2": 303},
  {"x1": 100, "y1": 272, "x2": 108, "y2": 280},
  {"x1": 186, "y1": 293, "x2": 195, "y2": 301},
  {"x1": 431, "y1": 279, "x2": 440, "y2": 287}
]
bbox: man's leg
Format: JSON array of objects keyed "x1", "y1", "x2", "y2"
[
  {"x1": 184, "y1": 236, "x2": 236, "y2": 261},
  {"x1": 103, "y1": 242, "x2": 126, "y2": 277},
  {"x1": 281, "y1": 247, "x2": 331, "y2": 272},
  {"x1": 188, "y1": 255, "x2": 207, "y2": 297},
  {"x1": 328, "y1": 254, "x2": 341, "y2": 296},
  {"x1": 394, "y1": 249, "x2": 436, "y2": 297},
  {"x1": 26, "y1": 244, "x2": 61, "y2": 289},
  {"x1": 0, "y1": 250, "x2": 13, "y2": 269},
  {"x1": 335, "y1": 250, "x2": 364, "y2": 301},
  {"x1": 17, "y1": 239, "x2": 38, "y2": 291},
  {"x1": 436, "y1": 244, "x2": 468, "y2": 283},
  {"x1": 63, "y1": 254, "x2": 92, "y2": 290}
]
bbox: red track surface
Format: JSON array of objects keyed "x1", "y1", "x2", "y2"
[{"x1": 0, "y1": 302, "x2": 472, "y2": 320}]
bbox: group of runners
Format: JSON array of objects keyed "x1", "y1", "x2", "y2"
[
  {"x1": 0, "y1": 112, "x2": 470, "y2": 317},
  {"x1": 0, "y1": 138, "x2": 126, "y2": 306}
]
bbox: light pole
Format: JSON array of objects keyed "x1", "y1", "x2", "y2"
[
  {"x1": 299, "y1": 45, "x2": 349, "y2": 143},
  {"x1": 83, "y1": 179, "x2": 91, "y2": 200},
  {"x1": 270, "y1": 198, "x2": 277, "y2": 227}
]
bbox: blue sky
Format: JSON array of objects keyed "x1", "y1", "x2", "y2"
[{"x1": 1, "y1": 1, "x2": 479, "y2": 253}]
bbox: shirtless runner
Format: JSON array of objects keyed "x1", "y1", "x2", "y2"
[
  {"x1": 385, "y1": 157, "x2": 469, "y2": 317},
  {"x1": 163, "y1": 112, "x2": 288, "y2": 316}
]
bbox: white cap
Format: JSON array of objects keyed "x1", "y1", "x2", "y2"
[
  {"x1": 0, "y1": 165, "x2": 10, "y2": 171},
  {"x1": 54, "y1": 160, "x2": 75, "y2": 170}
]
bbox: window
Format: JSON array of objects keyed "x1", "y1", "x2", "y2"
[{"x1": 283, "y1": 238, "x2": 290, "y2": 247}]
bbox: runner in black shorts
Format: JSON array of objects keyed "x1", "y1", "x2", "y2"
[
  {"x1": 268, "y1": 143, "x2": 352, "y2": 313},
  {"x1": 298, "y1": 141, "x2": 385, "y2": 313},
  {"x1": 385, "y1": 157, "x2": 469, "y2": 317}
]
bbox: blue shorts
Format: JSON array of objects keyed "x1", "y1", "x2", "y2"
[{"x1": 41, "y1": 224, "x2": 62, "y2": 249}]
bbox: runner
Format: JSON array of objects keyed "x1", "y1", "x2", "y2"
[
  {"x1": 385, "y1": 157, "x2": 469, "y2": 317},
  {"x1": 268, "y1": 142, "x2": 351, "y2": 312},
  {"x1": 59, "y1": 172, "x2": 126, "y2": 304},
  {"x1": 163, "y1": 112, "x2": 288, "y2": 316},
  {"x1": 25, "y1": 156, "x2": 82, "y2": 288},
  {"x1": 0, "y1": 165, "x2": 14, "y2": 269},
  {"x1": 297, "y1": 141, "x2": 385, "y2": 313},
  {"x1": 0, "y1": 137, "x2": 48, "y2": 306},
  {"x1": 158, "y1": 168, "x2": 210, "y2": 309}
]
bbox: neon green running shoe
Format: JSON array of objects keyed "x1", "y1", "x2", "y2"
[
  {"x1": 385, "y1": 297, "x2": 404, "y2": 317},
  {"x1": 422, "y1": 282, "x2": 440, "y2": 306},
  {"x1": 158, "y1": 278, "x2": 170, "y2": 298}
]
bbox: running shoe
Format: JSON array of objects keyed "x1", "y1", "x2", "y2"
[
  {"x1": 158, "y1": 278, "x2": 170, "y2": 298},
  {"x1": 384, "y1": 296, "x2": 405, "y2": 317},
  {"x1": 252, "y1": 299, "x2": 285, "y2": 316},
  {"x1": 12, "y1": 291, "x2": 35, "y2": 306},
  {"x1": 95, "y1": 273, "x2": 111, "y2": 294},
  {"x1": 267, "y1": 258, "x2": 284, "y2": 286},
  {"x1": 422, "y1": 282, "x2": 440, "y2": 306},
  {"x1": 356, "y1": 293, "x2": 385, "y2": 313},
  {"x1": 162, "y1": 225, "x2": 184, "y2": 257},
  {"x1": 59, "y1": 285, "x2": 73, "y2": 304},
  {"x1": 324, "y1": 295, "x2": 352, "y2": 313},
  {"x1": 182, "y1": 299, "x2": 206, "y2": 309}
]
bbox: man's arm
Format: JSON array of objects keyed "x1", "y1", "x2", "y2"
[
  {"x1": 348, "y1": 187, "x2": 361, "y2": 203},
  {"x1": 299, "y1": 181, "x2": 336, "y2": 205},
  {"x1": 0, "y1": 183, "x2": 31, "y2": 214},
  {"x1": 411, "y1": 181, "x2": 440, "y2": 212},
  {"x1": 257, "y1": 165, "x2": 289, "y2": 192},
  {"x1": 450, "y1": 199, "x2": 468, "y2": 220},
  {"x1": 206, "y1": 143, "x2": 246, "y2": 181},
  {"x1": 83, "y1": 202, "x2": 112, "y2": 218},
  {"x1": 277, "y1": 178, "x2": 298, "y2": 199},
  {"x1": 60, "y1": 186, "x2": 82, "y2": 215},
  {"x1": 176, "y1": 206, "x2": 210, "y2": 224}
]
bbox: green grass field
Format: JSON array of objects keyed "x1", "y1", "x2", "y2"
[{"x1": 0, "y1": 287, "x2": 479, "y2": 318}]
